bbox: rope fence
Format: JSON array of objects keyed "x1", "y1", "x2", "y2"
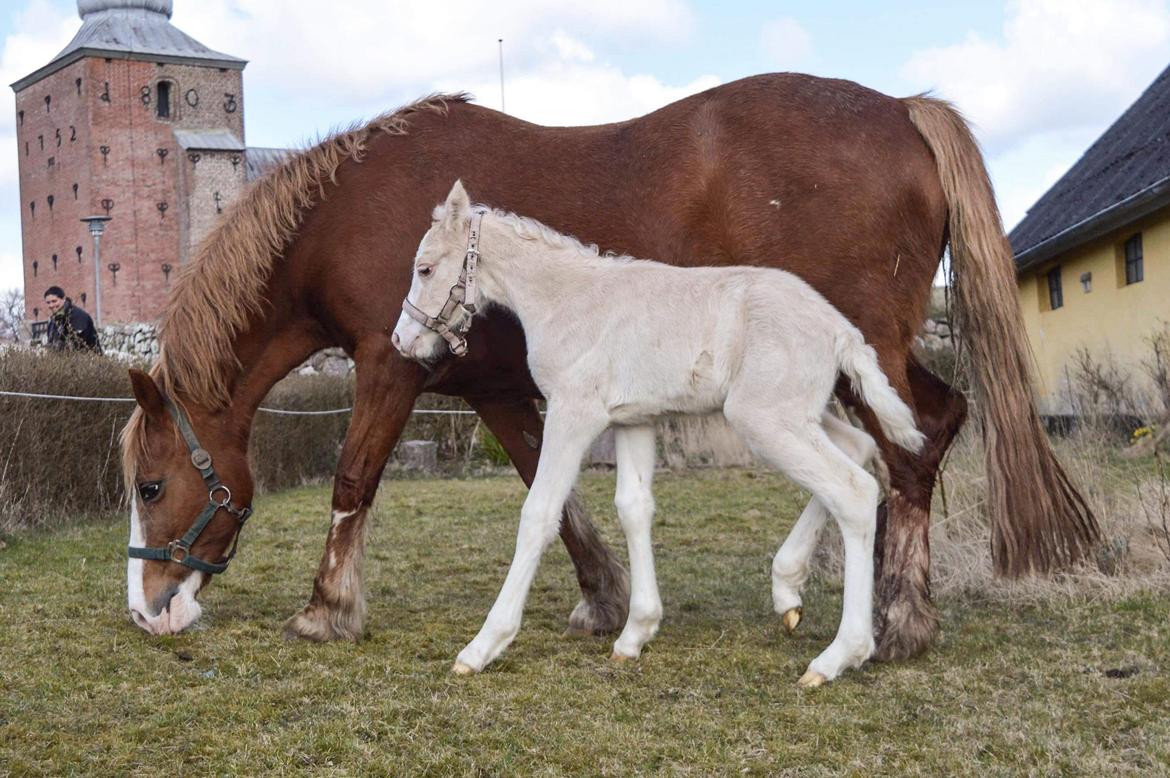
[{"x1": 0, "y1": 389, "x2": 478, "y2": 416}]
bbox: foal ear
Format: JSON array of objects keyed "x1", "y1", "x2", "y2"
[
  {"x1": 128, "y1": 369, "x2": 167, "y2": 421},
  {"x1": 441, "y1": 179, "x2": 472, "y2": 231}
]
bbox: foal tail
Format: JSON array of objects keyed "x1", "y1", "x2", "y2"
[
  {"x1": 902, "y1": 95, "x2": 1099, "y2": 576},
  {"x1": 835, "y1": 330, "x2": 926, "y2": 454}
]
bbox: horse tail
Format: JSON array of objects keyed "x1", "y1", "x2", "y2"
[
  {"x1": 901, "y1": 94, "x2": 1099, "y2": 576},
  {"x1": 836, "y1": 329, "x2": 926, "y2": 454}
]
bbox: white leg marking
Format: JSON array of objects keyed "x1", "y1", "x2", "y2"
[{"x1": 331, "y1": 508, "x2": 358, "y2": 527}]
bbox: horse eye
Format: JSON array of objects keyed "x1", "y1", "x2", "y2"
[
  {"x1": 138, "y1": 481, "x2": 163, "y2": 503},
  {"x1": 417, "y1": 265, "x2": 433, "y2": 278}
]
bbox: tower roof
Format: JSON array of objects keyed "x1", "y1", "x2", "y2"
[{"x1": 11, "y1": 0, "x2": 245, "y2": 92}]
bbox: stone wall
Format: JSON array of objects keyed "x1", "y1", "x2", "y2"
[
  {"x1": 917, "y1": 316, "x2": 955, "y2": 353},
  {"x1": 96, "y1": 322, "x2": 158, "y2": 360},
  {"x1": 88, "y1": 323, "x2": 355, "y2": 375}
]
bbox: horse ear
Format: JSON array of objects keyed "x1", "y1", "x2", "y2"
[
  {"x1": 442, "y1": 179, "x2": 471, "y2": 231},
  {"x1": 128, "y1": 369, "x2": 166, "y2": 421}
]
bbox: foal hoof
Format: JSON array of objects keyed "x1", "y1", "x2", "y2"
[
  {"x1": 781, "y1": 607, "x2": 803, "y2": 634},
  {"x1": 451, "y1": 661, "x2": 477, "y2": 676},
  {"x1": 610, "y1": 651, "x2": 635, "y2": 663},
  {"x1": 797, "y1": 670, "x2": 827, "y2": 688}
]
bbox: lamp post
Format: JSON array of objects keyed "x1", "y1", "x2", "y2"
[{"x1": 80, "y1": 215, "x2": 111, "y2": 327}]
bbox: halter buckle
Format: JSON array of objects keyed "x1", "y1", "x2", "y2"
[
  {"x1": 167, "y1": 540, "x2": 190, "y2": 564},
  {"x1": 191, "y1": 448, "x2": 212, "y2": 470}
]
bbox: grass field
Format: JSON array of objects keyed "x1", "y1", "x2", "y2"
[{"x1": 1, "y1": 469, "x2": 1169, "y2": 775}]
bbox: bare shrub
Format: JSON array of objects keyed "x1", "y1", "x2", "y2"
[
  {"x1": 658, "y1": 414, "x2": 755, "y2": 469},
  {"x1": 0, "y1": 349, "x2": 134, "y2": 532},
  {"x1": 0, "y1": 288, "x2": 24, "y2": 344},
  {"x1": 1066, "y1": 346, "x2": 1140, "y2": 420},
  {"x1": 396, "y1": 393, "x2": 481, "y2": 467},
  {"x1": 249, "y1": 373, "x2": 354, "y2": 491},
  {"x1": 1141, "y1": 323, "x2": 1170, "y2": 415},
  {"x1": 803, "y1": 423, "x2": 1170, "y2": 604}
]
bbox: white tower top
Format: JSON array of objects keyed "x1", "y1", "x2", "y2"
[
  {"x1": 78, "y1": 0, "x2": 173, "y2": 18},
  {"x1": 12, "y1": 0, "x2": 244, "y2": 91}
]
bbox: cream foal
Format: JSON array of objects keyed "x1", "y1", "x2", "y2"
[{"x1": 392, "y1": 181, "x2": 925, "y2": 686}]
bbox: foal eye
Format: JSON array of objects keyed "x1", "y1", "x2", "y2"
[
  {"x1": 138, "y1": 481, "x2": 164, "y2": 503},
  {"x1": 417, "y1": 265, "x2": 433, "y2": 278}
]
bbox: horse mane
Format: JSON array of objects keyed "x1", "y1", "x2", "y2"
[{"x1": 156, "y1": 92, "x2": 469, "y2": 409}]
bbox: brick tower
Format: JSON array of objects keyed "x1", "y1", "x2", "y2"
[{"x1": 11, "y1": 0, "x2": 272, "y2": 325}]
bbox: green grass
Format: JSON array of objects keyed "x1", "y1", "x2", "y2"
[{"x1": 1, "y1": 470, "x2": 1168, "y2": 775}]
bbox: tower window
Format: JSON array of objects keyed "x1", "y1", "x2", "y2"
[{"x1": 157, "y1": 80, "x2": 172, "y2": 119}]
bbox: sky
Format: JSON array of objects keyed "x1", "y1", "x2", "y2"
[{"x1": 2, "y1": 0, "x2": 1169, "y2": 297}]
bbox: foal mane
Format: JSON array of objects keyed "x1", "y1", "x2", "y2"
[
  {"x1": 157, "y1": 92, "x2": 469, "y2": 409},
  {"x1": 479, "y1": 207, "x2": 636, "y2": 267}
]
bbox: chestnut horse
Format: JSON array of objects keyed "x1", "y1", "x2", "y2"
[{"x1": 121, "y1": 74, "x2": 1097, "y2": 660}]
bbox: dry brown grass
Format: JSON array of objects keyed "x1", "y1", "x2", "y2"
[{"x1": 797, "y1": 426, "x2": 1170, "y2": 604}]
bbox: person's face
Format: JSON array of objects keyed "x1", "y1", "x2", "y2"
[{"x1": 44, "y1": 294, "x2": 64, "y2": 314}]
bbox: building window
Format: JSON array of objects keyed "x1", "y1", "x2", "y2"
[
  {"x1": 1124, "y1": 233, "x2": 1143, "y2": 285},
  {"x1": 1047, "y1": 266, "x2": 1063, "y2": 310},
  {"x1": 1080, "y1": 272, "x2": 1092, "y2": 293},
  {"x1": 157, "y1": 80, "x2": 172, "y2": 119}
]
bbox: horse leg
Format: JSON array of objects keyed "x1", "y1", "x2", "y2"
[
  {"x1": 610, "y1": 425, "x2": 662, "y2": 661},
  {"x1": 772, "y1": 412, "x2": 876, "y2": 633},
  {"x1": 454, "y1": 402, "x2": 607, "y2": 674},
  {"x1": 283, "y1": 343, "x2": 424, "y2": 642},
  {"x1": 466, "y1": 397, "x2": 629, "y2": 635},
  {"x1": 727, "y1": 409, "x2": 879, "y2": 685},
  {"x1": 862, "y1": 359, "x2": 968, "y2": 661}
]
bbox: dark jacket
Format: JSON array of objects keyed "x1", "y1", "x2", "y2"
[{"x1": 46, "y1": 300, "x2": 101, "y2": 352}]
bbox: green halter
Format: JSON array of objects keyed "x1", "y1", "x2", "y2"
[{"x1": 127, "y1": 398, "x2": 252, "y2": 575}]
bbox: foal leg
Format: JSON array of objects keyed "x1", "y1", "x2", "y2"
[
  {"x1": 466, "y1": 396, "x2": 630, "y2": 636},
  {"x1": 728, "y1": 412, "x2": 878, "y2": 685},
  {"x1": 284, "y1": 342, "x2": 425, "y2": 641},
  {"x1": 610, "y1": 425, "x2": 662, "y2": 661},
  {"x1": 454, "y1": 404, "x2": 607, "y2": 674},
  {"x1": 772, "y1": 412, "x2": 876, "y2": 633}
]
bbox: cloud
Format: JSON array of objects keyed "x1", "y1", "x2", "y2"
[
  {"x1": 450, "y1": 60, "x2": 719, "y2": 126},
  {"x1": 760, "y1": 17, "x2": 812, "y2": 71},
  {"x1": 902, "y1": 0, "x2": 1170, "y2": 154},
  {"x1": 0, "y1": 1, "x2": 713, "y2": 294},
  {"x1": 0, "y1": 0, "x2": 77, "y2": 151},
  {"x1": 177, "y1": 0, "x2": 697, "y2": 104}
]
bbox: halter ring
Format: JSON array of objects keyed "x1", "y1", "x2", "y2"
[{"x1": 210, "y1": 485, "x2": 232, "y2": 507}]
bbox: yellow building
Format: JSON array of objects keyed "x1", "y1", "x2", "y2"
[{"x1": 1012, "y1": 64, "x2": 1170, "y2": 416}]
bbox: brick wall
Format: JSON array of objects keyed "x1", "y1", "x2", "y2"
[
  {"x1": 15, "y1": 55, "x2": 245, "y2": 324},
  {"x1": 15, "y1": 61, "x2": 94, "y2": 322}
]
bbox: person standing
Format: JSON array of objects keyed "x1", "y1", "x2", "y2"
[{"x1": 43, "y1": 286, "x2": 101, "y2": 352}]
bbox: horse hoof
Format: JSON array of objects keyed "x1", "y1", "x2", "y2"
[
  {"x1": 610, "y1": 651, "x2": 635, "y2": 663},
  {"x1": 562, "y1": 625, "x2": 596, "y2": 639},
  {"x1": 451, "y1": 661, "x2": 477, "y2": 676},
  {"x1": 797, "y1": 670, "x2": 827, "y2": 688},
  {"x1": 782, "y1": 607, "x2": 803, "y2": 634}
]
